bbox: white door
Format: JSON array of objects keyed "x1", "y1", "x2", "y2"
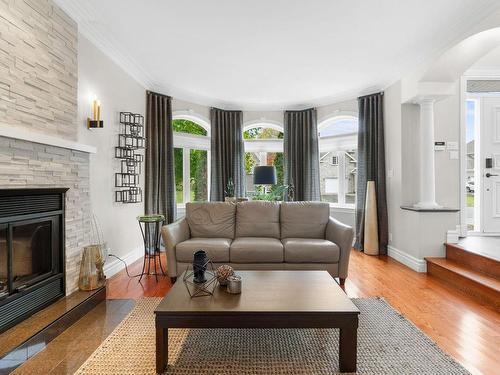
[{"x1": 481, "y1": 97, "x2": 500, "y2": 233}]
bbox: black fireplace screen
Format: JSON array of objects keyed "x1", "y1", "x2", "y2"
[
  {"x1": 0, "y1": 188, "x2": 66, "y2": 333},
  {"x1": 0, "y1": 217, "x2": 58, "y2": 298}
]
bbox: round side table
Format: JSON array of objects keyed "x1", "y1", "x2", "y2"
[{"x1": 137, "y1": 214, "x2": 167, "y2": 282}]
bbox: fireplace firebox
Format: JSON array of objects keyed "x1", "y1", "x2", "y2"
[{"x1": 0, "y1": 188, "x2": 67, "y2": 333}]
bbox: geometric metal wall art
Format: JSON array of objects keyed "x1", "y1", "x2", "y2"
[{"x1": 115, "y1": 112, "x2": 145, "y2": 203}]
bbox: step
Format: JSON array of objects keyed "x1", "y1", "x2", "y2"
[
  {"x1": 425, "y1": 257, "x2": 500, "y2": 310},
  {"x1": 446, "y1": 242, "x2": 500, "y2": 279}
]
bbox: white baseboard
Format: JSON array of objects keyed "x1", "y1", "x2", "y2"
[
  {"x1": 387, "y1": 245, "x2": 427, "y2": 273},
  {"x1": 104, "y1": 246, "x2": 143, "y2": 278}
]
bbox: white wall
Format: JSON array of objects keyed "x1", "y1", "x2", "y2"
[{"x1": 77, "y1": 33, "x2": 146, "y2": 275}]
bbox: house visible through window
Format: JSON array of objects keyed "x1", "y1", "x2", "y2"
[
  {"x1": 172, "y1": 119, "x2": 209, "y2": 204},
  {"x1": 319, "y1": 116, "x2": 358, "y2": 207}
]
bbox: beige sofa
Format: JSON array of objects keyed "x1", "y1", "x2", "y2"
[{"x1": 161, "y1": 201, "x2": 354, "y2": 284}]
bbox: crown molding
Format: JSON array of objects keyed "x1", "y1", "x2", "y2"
[{"x1": 54, "y1": 0, "x2": 155, "y2": 90}]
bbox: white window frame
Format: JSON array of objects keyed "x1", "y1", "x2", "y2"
[
  {"x1": 243, "y1": 122, "x2": 284, "y2": 194},
  {"x1": 172, "y1": 112, "x2": 211, "y2": 208},
  {"x1": 318, "y1": 113, "x2": 358, "y2": 210}
]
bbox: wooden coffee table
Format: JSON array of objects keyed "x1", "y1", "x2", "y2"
[{"x1": 155, "y1": 270, "x2": 359, "y2": 374}]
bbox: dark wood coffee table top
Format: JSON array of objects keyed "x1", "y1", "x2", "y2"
[{"x1": 155, "y1": 270, "x2": 359, "y2": 315}]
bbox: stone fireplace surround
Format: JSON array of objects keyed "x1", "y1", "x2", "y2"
[{"x1": 0, "y1": 135, "x2": 94, "y2": 294}]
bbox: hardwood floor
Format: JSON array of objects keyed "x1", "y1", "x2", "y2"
[
  {"x1": 10, "y1": 250, "x2": 500, "y2": 375},
  {"x1": 106, "y1": 250, "x2": 500, "y2": 375}
]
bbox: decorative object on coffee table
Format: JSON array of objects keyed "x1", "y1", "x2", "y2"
[
  {"x1": 216, "y1": 265, "x2": 234, "y2": 286},
  {"x1": 193, "y1": 250, "x2": 208, "y2": 283},
  {"x1": 226, "y1": 274, "x2": 242, "y2": 294},
  {"x1": 137, "y1": 214, "x2": 166, "y2": 282},
  {"x1": 182, "y1": 258, "x2": 218, "y2": 298}
]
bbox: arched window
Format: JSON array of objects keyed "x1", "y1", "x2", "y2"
[
  {"x1": 172, "y1": 115, "x2": 210, "y2": 205},
  {"x1": 318, "y1": 115, "x2": 358, "y2": 207},
  {"x1": 243, "y1": 122, "x2": 284, "y2": 198}
]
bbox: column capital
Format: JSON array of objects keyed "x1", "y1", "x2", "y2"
[{"x1": 413, "y1": 96, "x2": 436, "y2": 106}]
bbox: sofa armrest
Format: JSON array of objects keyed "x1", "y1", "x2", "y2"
[
  {"x1": 325, "y1": 217, "x2": 354, "y2": 279},
  {"x1": 161, "y1": 218, "x2": 190, "y2": 277}
]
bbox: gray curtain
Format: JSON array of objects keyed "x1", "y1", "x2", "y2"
[
  {"x1": 354, "y1": 92, "x2": 388, "y2": 254},
  {"x1": 145, "y1": 91, "x2": 176, "y2": 223},
  {"x1": 283, "y1": 108, "x2": 320, "y2": 201},
  {"x1": 210, "y1": 108, "x2": 245, "y2": 201}
]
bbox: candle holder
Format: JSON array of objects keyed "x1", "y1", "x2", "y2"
[
  {"x1": 88, "y1": 98, "x2": 103, "y2": 129},
  {"x1": 87, "y1": 119, "x2": 104, "y2": 129}
]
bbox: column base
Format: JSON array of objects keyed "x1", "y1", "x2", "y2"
[{"x1": 413, "y1": 201, "x2": 443, "y2": 210}]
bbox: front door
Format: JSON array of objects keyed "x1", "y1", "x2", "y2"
[{"x1": 481, "y1": 97, "x2": 500, "y2": 233}]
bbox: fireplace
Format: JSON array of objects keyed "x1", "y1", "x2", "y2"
[{"x1": 0, "y1": 188, "x2": 67, "y2": 333}]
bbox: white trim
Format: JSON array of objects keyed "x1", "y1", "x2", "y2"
[
  {"x1": 387, "y1": 246, "x2": 427, "y2": 273},
  {"x1": 104, "y1": 246, "x2": 143, "y2": 278},
  {"x1": 459, "y1": 76, "x2": 468, "y2": 236},
  {"x1": 173, "y1": 133, "x2": 210, "y2": 150},
  {"x1": 329, "y1": 204, "x2": 355, "y2": 213},
  {"x1": 244, "y1": 139, "x2": 284, "y2": 153},
  {"x1": 465, "y1": 231, "x2": 500, "y2": 236},
  {"x1": 0, "y1": 126, "x2": 96, "y2": 153}
]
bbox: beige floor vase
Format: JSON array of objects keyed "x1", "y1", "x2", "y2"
[{"x1": 364, "y1": 180, "x2": 379, "y2": 255}]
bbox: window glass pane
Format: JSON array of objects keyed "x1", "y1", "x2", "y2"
[
  {"x1": 172, "y1": 119, "x2": 207, "y2": 136},
  {"x1": 319, "y1": 116, "x2": 358, "y2": 205},
  {"x1": 344, "y1": 150, "x2": 357, "y2": 204},
  {"x1": 245, "y1": 152, "x2": 259, "y2": 196},
  {"x1": 465, "y1": 100, "x2": 476, "y2": 231},
  {"x1": 190, "y1": 149, "x2": 208, "y2": 202},
  {"x1": 243, "y1": 127, "x2": 283, "y2": 139},
  {"x1": 320, "y1": 151, "x2": 339, "y2": 203},
  {"x1": 174, "y1": 148, "x2": 183, "y2": 204},
  {"x1": 319, "y1": 117, "x2": 358, "y2": 137}
]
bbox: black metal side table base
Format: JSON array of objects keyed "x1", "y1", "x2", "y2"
[{"x1": 137, "y1": 215, "x2": 167, "y2": 282}]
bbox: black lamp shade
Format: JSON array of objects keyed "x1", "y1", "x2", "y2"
[{"x1": 253, "y1": 166, "x2": 277, "y2": 185}]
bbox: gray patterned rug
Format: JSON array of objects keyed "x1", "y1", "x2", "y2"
[{"x1": 75, "y1": 297, "x2": 469, "y2": 374}]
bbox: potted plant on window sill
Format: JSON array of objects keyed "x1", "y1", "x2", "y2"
[{"x1": 224, "y1": 177, "x2": 248, "y2": 203}]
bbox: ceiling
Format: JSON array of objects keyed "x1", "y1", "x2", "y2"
[{"x1": 56, "y1": 0, "x2": 500, "y2": 110}]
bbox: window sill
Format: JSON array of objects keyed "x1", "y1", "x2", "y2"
[{"x1": 328, "y1": 204, "x2": 355, "y2": 212}]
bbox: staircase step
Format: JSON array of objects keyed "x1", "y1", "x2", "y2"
[
  {"x1": 446, "y1": 243, "x2": 500, "y2": 278},
  {"x1": 425, "y1": 257, "x2": 500, "y2": 309}
]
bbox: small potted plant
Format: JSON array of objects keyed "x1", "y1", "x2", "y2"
[{"x1": 224, "y1": 177, "x2": 236, "y2": 203}]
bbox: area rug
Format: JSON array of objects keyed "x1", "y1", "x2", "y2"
[{"x1": 74, "y1": 297, "x2": 469, "y2": 375}]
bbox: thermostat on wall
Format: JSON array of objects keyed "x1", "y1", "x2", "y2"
[{"x1": 434, "y1": 141, "x2": 446, "y2": 151}]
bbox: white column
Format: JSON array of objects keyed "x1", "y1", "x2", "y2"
[{"x1": 414, "y1": 98, "x2": 442, "y2": 209}]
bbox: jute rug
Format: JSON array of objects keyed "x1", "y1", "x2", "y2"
[{"x1": 75, "y1": 298, "x2": 469, "y2": 374}]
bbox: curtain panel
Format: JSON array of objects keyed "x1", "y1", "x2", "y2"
[
  {"x1": 144, "y1": 91, "x2": 176, "y2": 223},
  {"x1": 354, "y1": 92, "x2": 388, "y2": 254},
  {"x1": 283, "y1": 108, "x2": 320, "y2": 201},
  {"x1": 210, "y1": 108, "x2": 245, "y2": 201}
]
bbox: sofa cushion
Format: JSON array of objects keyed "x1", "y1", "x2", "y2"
[
  {"x1": 230, "y1": 237, "x2": 284, "y2": 263},
  {"x1": 280, "y1": 201, "x2": 330, "y2": 239},
  {"x1": 176, "y1": 238, "x2": 231, "y2": 262},
  {"x1": 186, "y1": 202, "x2": 236, "y2": 239},
  {"x1": 283, "y1": 238, "x2": 339, "y2": 263},
  {"x1": 235, "y1": 201, "x2": 280, "y2": 238}
]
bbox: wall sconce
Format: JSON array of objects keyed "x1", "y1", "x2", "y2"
[{"x1": 88, "y1": 97, "x2": 103, "y2": 129}]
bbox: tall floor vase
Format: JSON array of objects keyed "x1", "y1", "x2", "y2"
[{"x1": 364, "y1": 180, "x2": 379, "y2": 255}]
